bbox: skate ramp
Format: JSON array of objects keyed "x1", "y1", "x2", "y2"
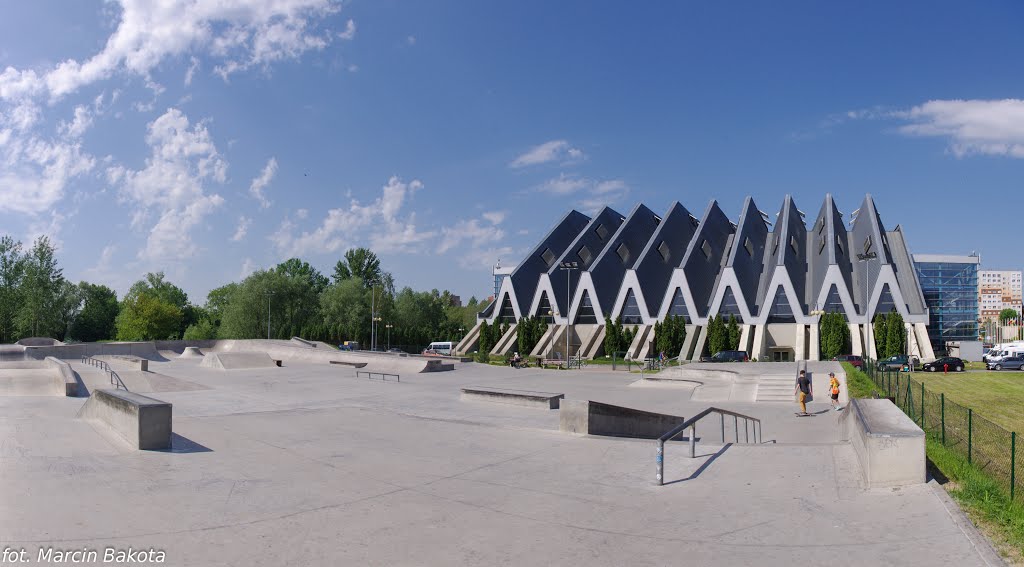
[
  {"x1": 211, "y1": 340, "x2": 452, "y2": 373},
  {"x1": 200, "y1": 352, "x2": 279, "y2": 370},
  {"x1": 178, "y1": 346, "x2": 204, "y2": 358},
  {"x1": 560, "y1": 400, "x2": 686, "y2": 439},
  {"x1": 0, "y1": 358, "x2": 81, "y2": 396}
]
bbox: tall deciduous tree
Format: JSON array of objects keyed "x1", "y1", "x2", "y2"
[
  {"x1": 276, "y1": 258, "x2": 329, "y2": 294},
  {"x1": 73, "y1": 282, "x2": 119, "y2": 342},
  {"x1": 126, "y1": 272, "x2": 193, "y2": 338},
  {"x1": 333, "y1": 247, "x2": 382, "y2": 286},
  {"x1": 17, "y1": 236, "x2": 63, "y2": 338},
  {"x1": 115, "y1": 294, "x2": 183, "y2": 341},
  {"x1": 0, "y1": 236, "x2": 25, "y2": 343}
]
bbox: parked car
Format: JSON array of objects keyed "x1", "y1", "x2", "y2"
[
  {"x1": 922, "y1": 357, "x2": 965, "y2": 372},
  {"x1": 876, "y1": 355, "x2": 919, "y2": 371},
  {"x1": 387, "y1": 347, "x2": 404, "y2": 354},
  {"x1": 832, "y1": 354, "x2": 864, "y2": 368},
  {"x1": 987, "y1": 356, "x2": 1024, "y2": 371},
  {"x1": 703, "y1": 350, "x2": 749, "y2": 363}
]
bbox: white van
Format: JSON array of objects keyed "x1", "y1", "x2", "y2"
[{"x1": 424, "y1": 341, "x2": 453, "y2": 356}]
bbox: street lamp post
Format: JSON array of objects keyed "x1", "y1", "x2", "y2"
[
  {"x1": 559, "y1": 261, "x2": 579, "y2": 367},
  {"x1": 857, "y1": 252, "x2": 878, "y2": 359},
  {"x1": 265, "y1": 290, "x2": 275, "y2": 340},
  {"x1": 368, "y1": 280, "x2": 376, "y2": 351},
  {"x1": 385, "y1": 323, "x2": 393, "y2": 350}
]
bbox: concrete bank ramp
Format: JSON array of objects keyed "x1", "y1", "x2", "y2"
[
  {"x1": 211, "y1": 340, "x2": 452, "y2": 373},
  {"x1": 560, "y1": 400, "x2": 686, "y2": 439},
  {"x1": 0, "y1": 359, "x2": 80, "y2": 396},
  {"x1": 178, "y1": 346, "x2": 204, "y2": 358},
  {"x1": 200, "y1": 352, "x2": 279, "y2": 370}
]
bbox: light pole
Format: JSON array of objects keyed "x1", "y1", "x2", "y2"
[
  {"x1": 372, "y1": 278, "x2": 380, "y2": 347},
  {"x1": 385, "y1": 323, "x2": 393, "y2": 350},
  {"x1": 264, "y1": 290, "x2": 275, "y2": 340},
  {"x1": 857, "y1": 252, "x2": 878, "y2": 359},
  {"x1": 559, "y1": 261, "x2": 579, "y2": 367}
]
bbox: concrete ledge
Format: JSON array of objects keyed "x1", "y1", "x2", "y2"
[
  {"x1": 106, "y1": 355, "x2": 149, "y2": 372},
  {"x1": 45, "y1": 357, "x2": 81, "y2": 396},
  {"x1": 461, "y1": 387, "x2": 564, "y2": 409},
  {"x1": 329, "y1": 360, "x2": 369, "y2": 368},
  {"x1": 559, "y1": 400, "x2": 685, "y2": 439},
  {"x1": 77, "y1": 389, "x2": 172, "y2": 449},
  {"x1": 840, "y1": 398, "x2": 925, "y2": 488}
]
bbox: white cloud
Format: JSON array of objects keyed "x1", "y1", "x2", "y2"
[
  {"x1": 232, "y1": 215, "x2": 251, "y2": 241},
  {"x1": 535, "y1": 173, "x2": 630, "y2": 214},
  {"x1": 0, "y1": 0, "x2": 343, "y2": 102},
  {"x1": 0, "y1": 103, "x2": 96, "y2": 214},
  {"x1": 406, "y1": 35, "x2": 417, "y2": 46},
  {"x1": 481, "y1": 210, "x2": 505, "y2": 225},
  {"x1": 239, "y1": 257, "x2": 257, "y2": 279},
  {"x1": 896, "y1": 99, "x2": 1024, "y2": 158},
  {"x1": 338, "y1": 19, "x2": 356, "y2": 40},
  {"x1": 249, "y1": 157, "x2": 277, "y2": 209},
  {"x1": 271, "y1": 175, "x2": 435, "y2": 257},
  {"x1": 439, "y1": 217, "x2": 505, "y2": 254},
  {"x1": 106, "y1": 108, "x2": 226, "y2": 263},
  {"x1": 184, "y1": 56, "x2": 200, "y2": 86},
  {"x1": 510, "y1": 139, "x2": 585, "y2": 168},
  {"x1": 295, "y1": 208, "x2": 308, "y2": 219}
]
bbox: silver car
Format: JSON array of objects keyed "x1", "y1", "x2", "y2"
[{"x1": 987, "y1": 356, "x2": 1024, "y2": 371}]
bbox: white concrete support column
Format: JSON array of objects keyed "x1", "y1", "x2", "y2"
[
  {"x1": 691, "y1": 325, "x2": 710, "y2": 362},
  {"x1": 914, "y1": 323, "x2": 936, "y2": 361},
  {"x1": 865, "y1": 322, "x2": 877, "y2": 360},
  {"x1": 738, "y1": 325, "x2": 752, "y2": 356},
  {"x1": 809, "y1": 323, "x2": 820, "y2": 361},
  {"x1": 680, "y1": 325, "x2": 698, "y2": 359},
  {"x1": 752, "y1": 324, "x2": 767, "y2": 361},
  {"x1": 849, "y1": 323, "x2": 863, "y2": 357},
  {"x1": 795, "y1": 324, "x2": 807, "y2": 361}
]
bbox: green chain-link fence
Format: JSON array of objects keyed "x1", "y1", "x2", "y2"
[{"x1": 863, "y1": 360, "x2": 1021, "y2": 499}]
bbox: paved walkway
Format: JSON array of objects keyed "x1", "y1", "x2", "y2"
[{"x1": 0, "y1": 358, "x2": 1003, "y2": 566}]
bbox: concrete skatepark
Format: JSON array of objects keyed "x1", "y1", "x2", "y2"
[{"x1": 0, "y1": 339, "x2": 1003, "y2": 566}]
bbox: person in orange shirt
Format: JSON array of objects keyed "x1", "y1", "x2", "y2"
[{"x1": 829, "y1": 372, "x2": 841, "y2": 411}]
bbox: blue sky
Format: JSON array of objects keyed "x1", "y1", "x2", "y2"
[{"x1": 1, "y1": 1, "x2": 1023, "y2": 304}]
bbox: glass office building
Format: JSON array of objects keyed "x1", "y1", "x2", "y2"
[{"x1": 913, "y1": 254, "x2": 980, "y2": 355}]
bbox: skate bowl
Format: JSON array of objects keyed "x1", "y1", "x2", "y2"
[
  {"x1": 839, "y1": 398, "x2": 925, "y2": 488},
  {"x1": 77, "y1": 389, "x2": 172, "y2": 450},
  {"x1": 200, "y1": 352, "x2": 280, "y2": 370},
  {"x1": 0, "y1": 357, "x2": 81, "y2": 396},
  {"x1": 16, "y1": 337, "x2": 65, "y2": 347},
  {"x1": 178, "y1": 347, "x2": 204, "y2": 358},
  {"x1": 560, "y1": 400, "x2": 686, "y2": 439}
]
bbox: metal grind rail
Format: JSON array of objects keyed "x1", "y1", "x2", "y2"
[
  {"x1": 357, "y1": 370, "x2": 400, "y2": 382},
  {"x1": 81, "y1": 356, "x2": 129, "y2": 391},
  {"x1": 655, "y1": 407, "x2": 762, "y2": 486}
]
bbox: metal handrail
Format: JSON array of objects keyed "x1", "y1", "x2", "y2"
[
  {"x1": 655, "y1": 406, "x2": 762, "y2": 486},
  {"x1": 81, "y1": 356, "x2": 128, "y2": 391}
]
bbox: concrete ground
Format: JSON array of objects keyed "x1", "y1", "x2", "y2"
[{"x1": 0, "y1": 356, "x2": 1003, "y2": 566}]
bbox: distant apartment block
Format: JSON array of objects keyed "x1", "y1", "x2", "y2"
[{"x1": 979, "y1": 269, "x2": 1022, "y2": 321}]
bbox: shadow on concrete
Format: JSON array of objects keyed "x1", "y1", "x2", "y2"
[
  {"x1": 663, "y1": 443, "x2": 732, "y2": 485},
  {"x1": 162, "y1": 433, "x2": 213, "y2": 454}
]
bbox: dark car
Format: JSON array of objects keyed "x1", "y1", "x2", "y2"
[
  {"x1": 922, "y1": 357, "x2": 965, "y2": 372},
  {"x1": 988, "y1": 356, "x2": 1024, "y2": 371},
  {"x1": 876, "y1": 355, "x2": 918, "y2": 371},
  {"x1": 703, "y1": 350, "x2": 749, "y2": 363},
  {"x1": 832, "y1": 354, "x2": 864, "y2": 368}
]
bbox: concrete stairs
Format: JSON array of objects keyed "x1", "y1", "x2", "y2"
[{"x1": 755, "y1": 373, "x2": 797, "y2": 402}]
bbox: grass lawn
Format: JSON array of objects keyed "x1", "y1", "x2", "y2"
[{"x1": 913, "y1": 371, "x2": 1024, "y2": 433}]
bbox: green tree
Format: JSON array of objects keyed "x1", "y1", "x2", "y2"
[
  {"x1": 205, "y1": 283, "x2": 238, "y2": 327},
  {"x1": 73, "y1": 282, "x2": 119, "y2": 342},
  {"x1": 275, "y1": 258, "x2": 329, "y2": 294},
  {"x1": 126, "y1": 272, "x2": 193, "y2": 338},
  {"x1": 321, "y1": 277, "x2": 374, "y2": 345},
  {"x1": 0, "y1": 236, "x2": 25, "y2": 343},
  {"x1": 17, "y1": 236, "x2": 63, "y2": 338},
  {"x1": 726, "y1": 315, "x2": 740, "y2": 350},
  {"x1": 873, "y1": 313, "x2": 887, "y2": 358},
  {"x1": 183, "y1": 318, "x2": 219, "y2": 340},
  {"x1": 885, "y1": 311, "x2": 906, "y2": 358},
  {"x1": 115, "y1": 294, "x2": 183, "y2": 341},
  {"x1": 1000, "y1": 308, "x2": 1019, "y2": 325},
  {"x1": 655, "y1": 315, "x2": 687, "y2": 358},
  {"x1": 53, "y1": 280, "x2": 84, "y2": 341},
  {"x1": 332, "y1": 247, "x2": 383, "y2": 286},
  {"x1": 819, "y1": 312, "x2": 849, "y2": 359},
  {"x1": 707, "y1": 315, "x2": 727, "y2": 355},
  {"x1": 219, "y1": 269, "x2": 317, "y2": 340}
]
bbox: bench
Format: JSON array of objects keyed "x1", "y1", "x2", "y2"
[
  {"x1": 77, "y1": 389, "x2": 172, "y2": 450},
  {"x1": 357, "y1": 370, "x2": 400, "y2": 382},
  {"x1": 460, "y1": 387, "x2": 564, "y2": 409},
  {"x1": 540, "y1": 354, "x2": 565, "y2": 368}
]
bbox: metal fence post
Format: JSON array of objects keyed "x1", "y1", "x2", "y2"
[
  {"x1": 1012, "y1": 432, "x2": 1017, "y2": 501},
  {"x1": 721, "y1": 413, "x2": 725, "y2": 444},
  {"x1": 968, "y1": 409, "x2": 973, "y2": 464},
  {"x1": 689, "y1": 424, "x2": 696, "y2": 458},
  {"x1": 941, "y1": 393, "x2": 945, "y2": 445},
  {"x1": 920, "y1": 382, "x2": 925, "y2": 428},
  {"x1": 656, "y1": 441, "x2": 664, "y2": 486}
]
